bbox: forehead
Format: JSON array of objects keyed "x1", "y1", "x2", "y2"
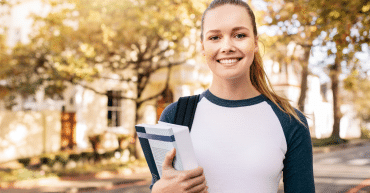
[{"x1": 203, "y1": 5, "x2": 253, "y2": 32}]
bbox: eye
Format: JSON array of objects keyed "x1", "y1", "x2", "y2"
[
  {"x1": 235, "y1": 33, "x2": 246, "y2": 39},
  {"x1": 209, "y1": 36, "x2": 220, "y2": 41}
]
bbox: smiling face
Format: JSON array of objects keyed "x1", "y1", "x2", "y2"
[{"x1": 201, "y1": 4, "x2": 258, "y2": 81}]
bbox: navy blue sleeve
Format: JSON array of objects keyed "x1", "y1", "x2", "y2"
[
  {"x1": 282, "y1": 110, "x2": 315, "y2": 193},
  {"x1": 149, "y1": 177, "x2": 155, "y2": 191},
  {"x1": 149, "y1": 101, "x2": 178, "y2": 191},
  {"x1": 265, "y1": 99, "x2": 315, "y2": 193},
  {"x1": 159, "y1": 101, "x2": 178, "y2": 123}
]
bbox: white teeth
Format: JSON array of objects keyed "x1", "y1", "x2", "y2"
[{"x1": 218, "y1": 59, "x2": 239, "y2": 64}]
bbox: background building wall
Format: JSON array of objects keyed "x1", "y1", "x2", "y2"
[{"x1": 0, "y1": 110, "x2": 61, "y2": 163}]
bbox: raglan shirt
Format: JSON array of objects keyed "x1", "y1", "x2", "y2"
[{"x1": 150, "y1": 89, "x2": 315, "y2": 193}]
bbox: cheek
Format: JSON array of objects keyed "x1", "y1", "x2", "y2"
[
  {"x1": 203, "y1": 47, "x2": 216, "y2": 60},
  {"x1": 241, "y1": 42, "x2": 255, "y2": 53}
]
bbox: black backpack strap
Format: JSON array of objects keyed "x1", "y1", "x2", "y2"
[{"x1": 174, "y1": 94, "x2": 200, "y2": 132}]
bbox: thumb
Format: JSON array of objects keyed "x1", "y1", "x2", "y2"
[{"x1": 162, "y1": 148, "x2": 176, "y2": 170}]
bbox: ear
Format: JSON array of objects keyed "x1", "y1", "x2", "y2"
[
  {"x1": 254, "y1": 36, "x2": 259, "y2": 53},
  {"x1": 201, "y1": 41, "x2": 205, "y2": 56}
]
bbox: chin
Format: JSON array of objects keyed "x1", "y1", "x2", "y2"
[{"x1": 217, "y1": 73, "x2": 248, "y2": 81}]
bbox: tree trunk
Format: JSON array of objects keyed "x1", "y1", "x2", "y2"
[
  {"x1": 133, "y1": 102, "x2": 142, "y2": 160},
  {"x1": 297, "y1": 47, "x2": 311, "y2": 112},
  {"x1": 330, "y1": 54, "x2": 343, "y2": 142}
]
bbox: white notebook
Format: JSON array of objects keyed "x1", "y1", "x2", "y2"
[{"x1": 135, "y1": 121, "x2": 198, "y2": 181}]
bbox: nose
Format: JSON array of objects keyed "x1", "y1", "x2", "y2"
[{"x1": 220, "y1": 37, "x2": 235, "y2": 53}]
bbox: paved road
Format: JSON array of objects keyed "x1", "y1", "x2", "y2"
[
  {"x1": 91, "y1": 184, "x2": 151, "y2": 193},
  {"x1": 313, "y1": 143, "x2": 370, "y2": 193},
  {"x1": 96, "y1": 143, "x2": 370, "y2": 193}
]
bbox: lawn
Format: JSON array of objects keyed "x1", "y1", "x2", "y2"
[{"x1": 0, "y1": 148, "x2": 148, "y2": 184}]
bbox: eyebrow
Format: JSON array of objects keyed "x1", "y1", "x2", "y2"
[{"x1": 205, "y1": 26, "x2": 250, "y2": 36}]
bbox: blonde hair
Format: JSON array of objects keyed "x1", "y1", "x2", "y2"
[{"x1": 201, "y1": 0, "x2": 307, "y2": 127}]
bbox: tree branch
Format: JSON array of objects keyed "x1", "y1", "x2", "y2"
[
  {"x1": 63, "y1": 78, "x2": 137, "y2": 100},
  {"x1": 148, "y1": 60, "x2": 186, "y2": 74},
  {"x1": 143, "y1": 46, "x2": 170, "y2": 63},
  {"x1": 137, "y1": 62, "x2": 173, "y2": 106},
  {"x1": 97, "y1": 75, "x2": 137, "y2": 83}
]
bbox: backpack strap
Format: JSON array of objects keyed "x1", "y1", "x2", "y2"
[{"x1": 174, "y1": 94, "x2": 200, "y2": 132}]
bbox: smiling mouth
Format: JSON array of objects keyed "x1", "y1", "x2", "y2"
[{"x1": 217, "y1": 58, "x2": 243, "y2": 64}]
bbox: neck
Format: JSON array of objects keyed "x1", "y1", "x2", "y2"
[{"x1": 209, "y1": 76, "x2": 260, "y2": 100}]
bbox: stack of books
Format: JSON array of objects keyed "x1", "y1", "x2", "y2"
[{"x1": 135, "y1": 121, "x2": 198, "y2": 181}]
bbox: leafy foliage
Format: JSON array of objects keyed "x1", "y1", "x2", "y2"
[
  {"x1": 344, "y1": 69, "x2": 370, "y2": 122},
  {"x1": 262, "y1": 0, "x2": 370, "y2": 140},
  {"x1": 2, "y1": 0, "x2": 207, "y2": 104},
  {"x1": 1, "y1": 0, "x2": 209, "y2": 157}
]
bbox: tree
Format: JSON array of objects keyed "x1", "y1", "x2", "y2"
[
  {"x1": 5, "y1": 0, "x2": 207, "y2": 158},
  {"x1": 343, "y1": 65, "x2": 370, "y2": 123},
  {"x1": 315, "y1": 0, "x2": 370, "y2": 142},
  {"x1": 262, "y1": 0, "x2": 321, "y2": 112},
  {"x1": 262, "y1": 0, "x2": 370, "y2": 142},
  {"x1": 0, "y1": 33, "x2": 9, "y2": 100},
  {"x1": 0, "y1": 0, "x2": 12, "y2": 105}
]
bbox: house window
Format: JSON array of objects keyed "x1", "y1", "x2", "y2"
[{"x1": 107, "y1": 90, "x2": 122, "y2": 127}]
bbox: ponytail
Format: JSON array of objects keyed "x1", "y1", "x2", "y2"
[{"x1": 250, "y1": 51, "x2": 307, "y2": 127}]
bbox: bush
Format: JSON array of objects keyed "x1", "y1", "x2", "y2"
[
  {"x1": 94, "y1": 152, "x2": 102, "y2": 163},
  {"x1": 55, "y1": 153, "x2": 69, "y2": 166},
  {"x1": 81, "y1": 152, "x2": 94, "y2": 162},
  {"x1": 361, "y1": 126, "x2": 370, "y2": 139},
  {"x1": 40, "y1": 156, "x2": 55, "y2": 167},
  {"x1": 17, "y1": 158, "x2": 31, "y2": 167},
  {"x1": 102, "y1": 151, "x2": 115, "y2": 159},
  {"x1": 69, "y1": 153, "x2": 81, "y2": 162}
]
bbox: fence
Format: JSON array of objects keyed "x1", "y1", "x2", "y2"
[{"x1": 0, "y1": 110, "x2": 61, "y2": 163}]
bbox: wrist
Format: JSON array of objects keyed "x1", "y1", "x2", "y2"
[{"x1": 151, "y1": 179, "x2": 162, "y2": 193}]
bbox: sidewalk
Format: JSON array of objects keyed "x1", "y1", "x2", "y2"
[
  {"x1": 0, "y1": 166, "x2": 152, "y2": 193},
  {"x1": 1, "y1": 138, "x2": 369, "y2": 193}
]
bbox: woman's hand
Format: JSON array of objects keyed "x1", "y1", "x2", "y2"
[{"x1": 152, "y1": 148, "x2": 209, "y2": 193}]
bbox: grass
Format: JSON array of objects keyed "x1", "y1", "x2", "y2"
[
  {"x1": 55, "y1": 161, "x2": 129, "y2": 177},
  {"x1": 0, "y1": 156, "x2": 149, "y2": 183},
  {"x1": 312, "y1": 136, "x2": 349, "y2": 147},
  {"x1": 52, "y1": 157, "x2": 148, "y2": 177},
  {"x1": 0, "y1": 168, "x2": 57, "y2": 182}
]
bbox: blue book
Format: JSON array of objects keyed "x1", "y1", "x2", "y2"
[{"x1": 135, "y1": 121, "x2": 198, "y2": 182}]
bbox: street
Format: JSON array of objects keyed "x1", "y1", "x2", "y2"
[
  {"x1": 98, "y1": 143, "x2": 370, "y2": 193},
  {"x1": 312, "y1": 143, "x2": 370, "y2": 193}
]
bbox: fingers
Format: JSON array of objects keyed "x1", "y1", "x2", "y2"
[
  {"x1": 161, "y1": 148, "x2": 208, "y2": 193},
  {"x1": 186, "y1": 166, "x2": 204, "y2": 179},
  {"x1": 162, "y1": 148, "x2": 176, "y2": 170},
  {"x1": 185, "y1": 173, "x2": 205, "y2": 188},
  {"x1": 179, "y1": 169, "x2": 207, "y2": 193},
  {"x1": 200, "y1": 186, "x2": 209, "y2": 193},
  {"x1": 186, "y1": 176, "x2": 208, "y2": 193}
]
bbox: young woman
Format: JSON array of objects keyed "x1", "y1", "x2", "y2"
[{"x1": 151, "y1": 0, "x2": 315, "y2": 192}]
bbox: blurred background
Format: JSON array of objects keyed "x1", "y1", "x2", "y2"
[{"x1": 0, "y1": 0, "x2": 369, "y2": 192}]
